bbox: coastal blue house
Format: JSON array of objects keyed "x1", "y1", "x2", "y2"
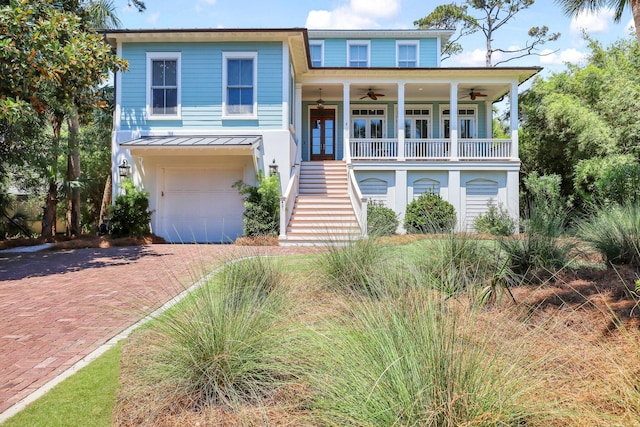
[{"x1": 105, "y1": 27, "x2": 539, "y2": 244}]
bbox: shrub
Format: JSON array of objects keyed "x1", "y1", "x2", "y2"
[
  {"x1": 110, "y1": 178, "x2": 152, "y2": 237},
  {"x1": 577, "y1": 202, "x2": 640, "y2": 267},
  {"x1": 474, "y1": 202, "x2": 516, "y2": 236},
  {"x1": 233, "y1": 173, "x2": 280, "y2": 236},
  {"x1": 366, "y1": 202, "x2": 398, "y2": 236},
  {"x1": 594, "y1": 163, "x2": 640, "y2": 205},
  {"x1": 404, "y1": 193, "x2": 456, "y2": 234}
]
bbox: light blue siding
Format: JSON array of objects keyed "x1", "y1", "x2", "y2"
[
  {"x1": 119, "y1": 42, "x2": 284, "y2": 131},
  {"x1": 420, "y1": 38, "x2": 438, "y2": 67},
  {"x1": 307, "y1": 36, "x2": 440, "y2": 67}
]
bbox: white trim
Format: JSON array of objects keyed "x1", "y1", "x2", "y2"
[
  {"x1": 351, "y1": 104, "x2": 388, "y2": 138},
  {"x1": 306, "y1": 104, "x2": 338, "y2": 160},
  {"x1": 396, "y1": 40, "x2": 419, "y2": 68},
  {"x1": 397, "y1": 104, "x2": 433, "y2": 139},
  {"x1": 222, "y1": 51, "x2": 258, "y2": 120},
  {"x1": 146, "y1": 52, "x2": 182, "y2": 121},
  {"x1": 436, "y1": 36, "x2": 442, "y2": 67},
  {"x1": 114, "y1": 42, "x2": 123, "y2": 130},
  {"x1": 347, "y1": 40, "x2": 371, "y2": 67},
  {"x1": 309, "y1": 40, "x2": 324, "y2": 67},
  {"x1": 439, "y1": 105, "x2": 477, "y2": 139}
]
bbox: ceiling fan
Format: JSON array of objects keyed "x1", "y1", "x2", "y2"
[
  {"x1": 360, "y1": 89, "x2": 385, "y2": 100},
  {"x1": 463, "y1": 89, "x2": 488, "y2": 101}
]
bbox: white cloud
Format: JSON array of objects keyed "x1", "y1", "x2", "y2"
[
  {"x1": 305, "y1": 0, "x2": 400, "y2": 29},
  {"x1": 306, "y1": 7, "x2": 378, "y2": 29},
  {"x1": 351, "y1": 0, "x2": 399, "y2": 19},
  {"x1": 450, "y1": 48, "x2": 503, "y2": 67},
  {"x1": 570, "y1": 8, "x2": 615, "y2": 34},
  {"x1": 146, "y1": 12, "x2": 160, "y2": 25},
  {"x1": 539, "y1": 48, "x2": 586, "y2": 65},
  {"x1": 626, "y1": 18, "x2": 636, "y2": 33}
]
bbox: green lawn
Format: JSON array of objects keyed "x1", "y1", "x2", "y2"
[{"x1": 2, "y1": 343, "x2": 122, "y2": 427}]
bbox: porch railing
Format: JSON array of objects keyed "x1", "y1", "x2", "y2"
[
  {"x1": 458, "y1": 139, "x2": 511, "y2": 159},
  {"x1": 350, "y1": 138, "x2": 512, "y2": 160},
  {"x1": 347, "y1": 166, "x2": 367, "y2": 237}
]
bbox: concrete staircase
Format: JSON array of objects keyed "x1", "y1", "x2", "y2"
[{"x1": 280, "y1": 161, "x2": 362, "y2": 245}]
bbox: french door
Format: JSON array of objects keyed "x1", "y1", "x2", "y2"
[{"x1": 310, "y1": 108, "x2": 335, "y2": 161}]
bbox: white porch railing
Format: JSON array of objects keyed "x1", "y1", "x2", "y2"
[
  {"x1": 350, "y1": 139, "x2": 398, "y2": 159},
  {"x1": 347, "y1": 167, "x2": 368, "y2": 237},
  {"x1": 349, "y1": 138, "x2": 512, "y2": 160},
  {"x1": 458, "y1": 139, "x2": 511, "y2": 159},
  {"x1": 405, "y1": 138, "x2": 450, "y2": 159}
]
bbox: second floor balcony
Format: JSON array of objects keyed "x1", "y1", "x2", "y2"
[{"x1": 350, "y1": 138, "x2": 512, "y2": 161}]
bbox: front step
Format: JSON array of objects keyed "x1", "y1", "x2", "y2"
[{"x1": 280, "y1": 161, "x2": 363, "y2": 245}]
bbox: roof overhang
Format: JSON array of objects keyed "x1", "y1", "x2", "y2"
[
  {"x1": 308, "y1": 29, "x2": 455, "y2": 44},
  {"x1": 120, "y1": 135, "x2": 262, "y2": 156}
]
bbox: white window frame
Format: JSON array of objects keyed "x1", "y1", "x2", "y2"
[
  {"x1": 398, "y1": 104, "x2": 432, "y2": 138},
  {"x1": 222, "y1": 51, "x2": 258, "y2": 120},
  {"x1": 439, "y1": 105, "x2": 477, "y2": 138},
  {"x1": 146, "y1": 52, "x2": 181, "y2": 120},
  {"x1": 396, "y1": 40, "x2": 419, "y2": 68},
  {"x1": 347, "y1": 40, "x2": 370, "y2": 67},
  {"x1": 351, "y1": 105, "x2": 387, "y2": 139},
  {"x1": 309, "y1": 40, "x2": 324, "y2": 67}
]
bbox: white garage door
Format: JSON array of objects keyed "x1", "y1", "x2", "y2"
[{"x1": 161, "y1": 168, "x2": 245, "y2": 243}]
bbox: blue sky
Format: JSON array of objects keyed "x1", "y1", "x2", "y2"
[{"x1": 113, "y1": 0, "x2": 635, "y2": 72}]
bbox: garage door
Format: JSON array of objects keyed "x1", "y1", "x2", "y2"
[{"x1": 160, "y1": 168, "x2": 245, "y2": 243}]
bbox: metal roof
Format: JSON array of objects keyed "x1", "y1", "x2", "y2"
[{"x1": 120, "y1": 135, "x2": 262, "y2": 147}]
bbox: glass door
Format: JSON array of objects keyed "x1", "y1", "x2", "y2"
[{"x1": 310, "y1": 109, "x2": 335, "y2": 160}]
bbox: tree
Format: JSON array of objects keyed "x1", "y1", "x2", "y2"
[
  {"x1": 519, "y1": 36, "x2": 640, "y2": 206},
  {"x1": 415, "y1": 1, "x2": 560, "y2": 66},
  {"x1": 556, "y1": 0, "x2": 640, "y2": 46},
  {"x1": 0, "y1": 0, "x2": 126, "y2": 237}
]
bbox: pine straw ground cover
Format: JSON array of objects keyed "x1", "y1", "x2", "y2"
[{"x1": 113, "y1": 238, "x2": 639, "y2": 427}]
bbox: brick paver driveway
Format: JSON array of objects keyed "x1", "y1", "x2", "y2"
[{"x1": 0, "y1": 244, "x2": 318, "y2": 418}]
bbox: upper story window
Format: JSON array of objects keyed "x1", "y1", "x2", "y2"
[
  {"x1": 397, "y1": 41, "x2": 419, "y2": 68},
  {"x1": 441, "y1": 108, "x2": 477, "y2": 139},
  {"x1": 222, "y1": 52, "x2": 258, "y2": 118},
  {"x1": 309, "y1": 41, "x2": 324, "y2": 67},
  {"x1": 146, "y1": 52, "x2": 181, "y2": 119},
  {"x1": 347, "y1": 41, "x2": 370, "y2": 67}
]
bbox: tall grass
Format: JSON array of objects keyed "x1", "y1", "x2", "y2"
[
  {"x1": 577, "y1": 202, "x2": 640, "y2": 267},
  {"x1": 305, "y1": 287, "x2": 542, "y2": 426},
  {"x1": 115, "y1": 256, "x2": 295, "y2": 424},
  {"x1": 319, "y1": 237, "x2": 390, "y2": 297}
]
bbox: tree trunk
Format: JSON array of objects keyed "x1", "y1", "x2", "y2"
[
  {"x1": 633, "y1": 0, "x2": 640, "y2": 47},
  {"x1": 99, "y1": 173, "x2": 112, "y2": 224},
  {"x1": 66, "y1": 109, "x2": 81, "y2": 236},
  {"x1": 42, "y1": 116, "x2": 63, "y2": 239}
]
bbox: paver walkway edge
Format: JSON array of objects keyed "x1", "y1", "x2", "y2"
[{"x1": 0, "y1": 256, "x2": 248, "y2": 424}]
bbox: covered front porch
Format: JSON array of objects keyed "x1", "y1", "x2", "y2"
[{"x1": 294, "y1": 69, "x2": 538, "y2": 163}]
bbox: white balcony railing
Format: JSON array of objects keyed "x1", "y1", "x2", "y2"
[
  {"x1": 458, "y1": 139, "x2": 511, "y2": 159},
  {"x1": 349, "y1": 138, "x2": 512, "y2": 160}
]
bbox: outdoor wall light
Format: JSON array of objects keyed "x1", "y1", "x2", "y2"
[
  {"x1": 118, "y1": 159, "x2": 131, "y2": 177},
  {"x1": 269, "y1": 159, "x2": 279, "y2": 176}
]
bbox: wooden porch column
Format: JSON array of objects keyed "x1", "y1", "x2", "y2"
[
  {"x1": 449, "y1": 82, "x2": 459, "y2": 160},
  {"x1": 397, "y1": 82, "x2": 406, "y2": 161},
  {"x1": 343, "y1": 83, "x2": 351, "y2": 163},
  {"x1": 510, "y1": 81, "x2": 519, "y2": 160}
]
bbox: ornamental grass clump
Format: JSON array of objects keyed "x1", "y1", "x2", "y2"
[
  {"x1": 577, "y1": 202, "x2": 640, "y2": 268},
  {"x1": 305, "y1": 287, "x2": 539, "y2": 426},
  {"x1": 116, "y1": 256, "x2": 294, "y2": 423}
]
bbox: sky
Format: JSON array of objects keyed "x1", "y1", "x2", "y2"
[{"x1": 112, "y1": 0, "x2": 636, "y2": 73}]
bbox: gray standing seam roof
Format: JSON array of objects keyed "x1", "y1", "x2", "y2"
[{"x1": 120, "y1": 135, "x2": 262, "y2": 147}]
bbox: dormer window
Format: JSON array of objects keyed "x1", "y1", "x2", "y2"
[{"x1": 348, "y1": 41, "x2": 370, "y2": 67}]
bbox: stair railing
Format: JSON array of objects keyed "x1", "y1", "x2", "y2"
[
  {"x1": 347, "y1": 165, "x2": 368, "y2": 238},
  {"x1": 279, "y1": 140, "x2": 301, "y2": 239}
]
